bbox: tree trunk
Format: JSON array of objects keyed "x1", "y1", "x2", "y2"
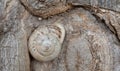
[{"x1": 0, "y1": 0, "x2": 120, "y2": 71}]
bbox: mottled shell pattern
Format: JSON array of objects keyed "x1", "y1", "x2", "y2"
[{"x1": 28, "y1": 22, "x2": 65, "y2": 62}]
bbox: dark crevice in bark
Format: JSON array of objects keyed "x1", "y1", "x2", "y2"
[
  {"x1": 108, "y1": 20, "x2": 120, "y2": 42},
  {"x1": 91, "y1": 13, "x2": 120, "y2": 42},
  {"x1": 91, "y1": 13, "x2": 116, "y2": 34},
  {"x1": 79, "y1": 5, "x2": 120, "y2": 42}
]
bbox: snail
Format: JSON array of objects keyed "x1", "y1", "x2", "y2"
[{"x1": 28, "y1": 22, "x2": 65, "y2": 61}]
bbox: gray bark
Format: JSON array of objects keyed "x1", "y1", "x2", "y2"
[
  {"x1": 68, "y1": 0, "x2": 120, "y2": 12},
  {"x1": 0, "y1": 0, "x2": 120, "y2": 71}
]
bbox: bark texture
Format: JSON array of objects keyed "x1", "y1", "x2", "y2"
[{"x1": 0, "y1": 0, "x2": 120, "y2": 71}]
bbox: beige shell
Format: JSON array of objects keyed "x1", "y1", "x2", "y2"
[{"x1": 28, "y1": 23, "x2": 65, "y2": 61}]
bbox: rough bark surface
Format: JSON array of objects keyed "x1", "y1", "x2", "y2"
[
  {"x1": 68, "y1": 0, "x2": 120, "y2": 12},
  {"x1": 0, "y1": 0, "x2": 120, "y2": 71}
]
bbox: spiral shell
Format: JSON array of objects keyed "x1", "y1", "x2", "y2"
[{"x1": 28, "y1": 23, "x2": 65, "y2": 61}]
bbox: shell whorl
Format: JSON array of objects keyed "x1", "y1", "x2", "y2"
[
  {"x1": 28, "y1": 23, "x2": 65, "y2": 61},
  {"x1": 54, "y1": 23, "x2": 65, "y2": 43}
]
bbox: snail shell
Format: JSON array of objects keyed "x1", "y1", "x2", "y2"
[{"x1": 28, "y1": 23, "x2": 65, "y2": 61}]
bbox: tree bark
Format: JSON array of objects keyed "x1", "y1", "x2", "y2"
[{"x1": 0, "y1": 0, "x2": 120, "y2": 71}]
